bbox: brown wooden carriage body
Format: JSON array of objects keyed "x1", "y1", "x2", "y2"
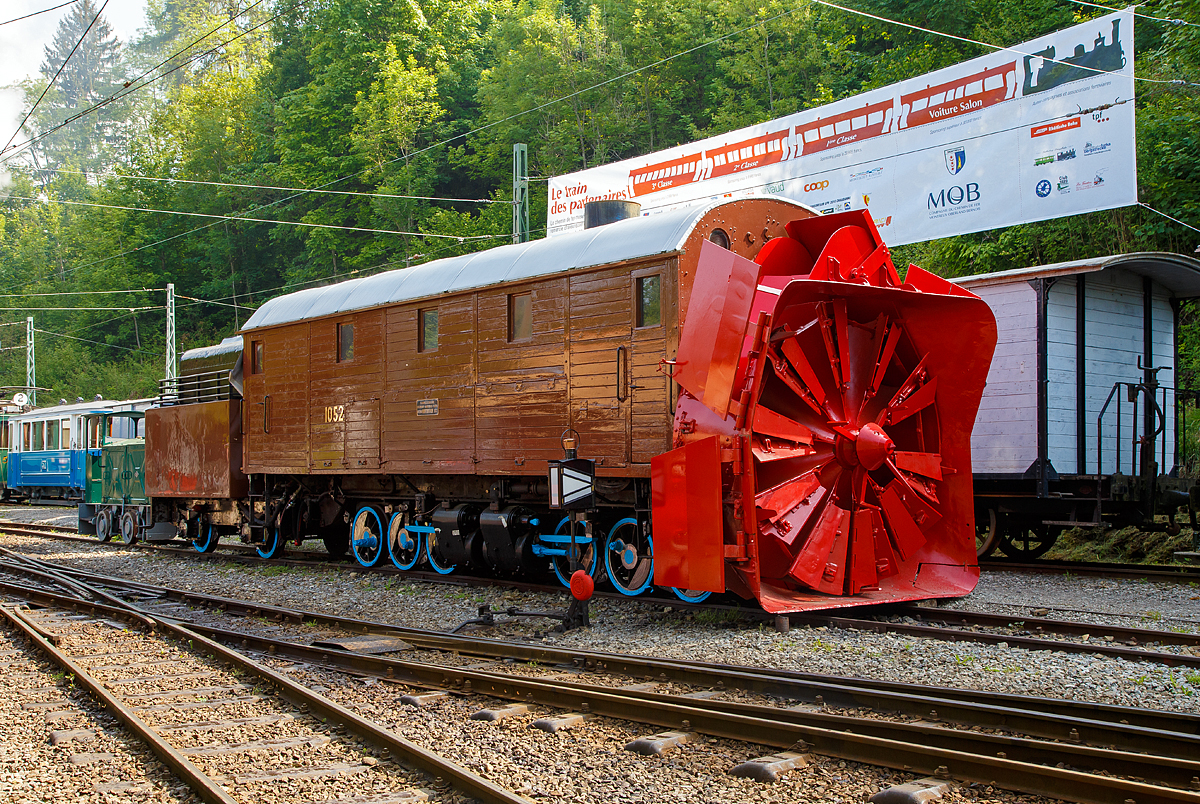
[{"x1": 240, "y1": 198, "x2": 809, "y2": 485}]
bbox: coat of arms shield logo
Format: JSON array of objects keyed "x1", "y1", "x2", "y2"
[{"x1": 945, "y1": 147, "x2": 966, "y2": 175}]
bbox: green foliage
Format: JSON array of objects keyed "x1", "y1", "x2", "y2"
[{"x1": 0, "y1": 0, "x2": 1199, "y2": 398}]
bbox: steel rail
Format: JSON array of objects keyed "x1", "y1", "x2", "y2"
[
  {"x1": 6, "y1": 557, "x2": 1197, "y2": 740},
  {"x1": 1, "y1": 571, "x2": 1197, "y2": 767},
  {"x1": 981, "y1": 558, "x2": 1200, "y2": 583},
  {"x1": 0, "y1": 573, "x2": 531, "y2": 804},
  {"x1": 893, "y1": 604, "x2": 1200, "y2": 648},
  {"x1": 2, "y1": 579, "x2": 1197, "y2": 804},
  {"x1": 0, "y1": 604, "x2": 240, "y2": 804},
  {"x1": 788, "y1": 611, "x2": 1200, "y2": 669}
]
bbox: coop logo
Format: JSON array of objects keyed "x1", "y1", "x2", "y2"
[
  {"x1": 944, "y1": 147, "x2": 966, "y2": 175},
  {"x1": 1084, "y1": 141, "x2": 1112, "y2": 156},
  {"x1": 1035, "y1": 179, "x2": 1052, "y2": 198},
  {"x1": 804, "y1": 180, "x2": 830, "y2": 192},
  {"x1": 927, "y1": 183, "x2": 980, "y2": 209}
]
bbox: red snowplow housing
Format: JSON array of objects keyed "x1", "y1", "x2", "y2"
[{"x1": 652, "y1": 209, "x2": 997, "y2": 613}]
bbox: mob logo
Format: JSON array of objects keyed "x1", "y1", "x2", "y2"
[{"x1": 928, "y1": 183, "x2": 980, "y2": 209}]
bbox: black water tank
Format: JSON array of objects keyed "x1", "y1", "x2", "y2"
[{"x1": 584, "y1": 200, "x2": 642, "y2": 229}]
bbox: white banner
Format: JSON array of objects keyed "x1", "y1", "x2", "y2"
[{"x1": 547, "y1": 12, "x2": 1135, "y2": 245}]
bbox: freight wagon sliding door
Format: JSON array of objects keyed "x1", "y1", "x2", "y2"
[{"x1": 568, "y1": 267, "x2": 632, "y2": 469}]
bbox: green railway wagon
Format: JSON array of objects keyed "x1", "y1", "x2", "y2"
[{"x1": 78, "y1": 411, "x2": 174, "y2": 544}]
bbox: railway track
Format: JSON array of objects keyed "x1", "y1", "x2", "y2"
[
  {"x1": 0, "y1": 554, "x2": 532, "y2": 804},
  {"x1": 6, "y1": 518, "x2": 1200, "y2": 667},
  {"x1": 981, "y1": 557, "x2": 1200, "y2": 584},
  {"x1": 2, "y1": 552, "x2": 1200, "y2": 804}
]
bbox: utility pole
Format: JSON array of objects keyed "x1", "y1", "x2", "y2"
[
  {"x1": 165, "y1": 283, "x2": 177, "y2": 383},
  {"x1": 512, "y1": 143, "x2": 529, "y2": 244},
  {"x1": 26, "y1": 316, "x2": 34, "y2": 406}
]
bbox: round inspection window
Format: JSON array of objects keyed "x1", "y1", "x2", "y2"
[{"x1": 709, "y1": 228, "x2": 730, "y2": 249}]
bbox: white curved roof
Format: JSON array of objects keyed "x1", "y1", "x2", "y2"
[
  {"x1": 952, "y1": 252, "x2": 1200, "y2": 298},
  {"x1": 181, "y1": 335, "x2": 243, "y2": 361},
  {"x1": 241, "y1": 198, "x2": 809, "y2": 332}
]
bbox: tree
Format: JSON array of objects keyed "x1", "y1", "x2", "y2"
[{"x1": 21, "y1": 0, "x2": 131, "y2": 176}]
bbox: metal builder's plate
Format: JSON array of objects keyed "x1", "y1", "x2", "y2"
[{"x1": 310, "y1": 635, "x2": 412, "y2": 654}]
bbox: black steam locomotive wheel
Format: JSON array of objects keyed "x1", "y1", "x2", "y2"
[
  {"x1": 975, "y1": 509, "x2": 1000, "y2": 559},
  {"x1": 997, "y1": 519, "x2": 1059, "y2": 560},
  {"x1": 95, "y1": 509, "x2": 114, "y2": 543},
  {"x1": 119, "y1": 511, "x2": 139, "y2": 545}
]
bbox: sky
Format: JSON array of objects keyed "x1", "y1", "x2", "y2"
[{"x1": 0, "y1": 0, "x2": 147, "y2": 170}]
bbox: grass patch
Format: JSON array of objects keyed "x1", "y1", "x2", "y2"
[{"x1": 1042, "y1": 520, "x2": 1196, "y2": 564}]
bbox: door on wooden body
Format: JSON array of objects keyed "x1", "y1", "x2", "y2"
[
  {"x1": 382, "y1": 297, "x2": 477, "y2": 473},
  {"x1": 243, "y1": 327, "x2": 310, "y2": 473},
  {"x1": 568, "y1": 267, "x2": 633, "y2": 469},
  {"x1": 474, "y1": 280, "x2": 570, "y2": 475},
  {"x1": 308, "y1": 312, "x2": 384, "y2": 471},
  {"x1": 630, "y1": 263, "x2": 673, "y2": 464}
]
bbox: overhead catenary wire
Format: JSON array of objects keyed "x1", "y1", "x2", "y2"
[
  {"x1": 803, "y1": 0, "x2": 1198, "y2": 87},
  {"x1": 0, "y1": 306, "x2": 160, "y2": 311},
  {"x1": 33, "y1": 327, "x2": 157, "y2": 354},
  {"x1": 0, "y1": 288, "x2": 162, "y2": 298},
  {"x1": 0, "y1": 0, "x2": 288, "y2": 162},
  {"x1": 2, "y1": 195, "x2": 510, "y2": 240},
  {"x1": 1138, "y1": 201, "x2": 1200, "y2": 236},
  {"x1": 1, "y1": 1, "x2": 80, "y2": 27},
  {"x1": 4, "y1": 0, "x2": 110, "y2": 156},
  {"x1": 1065, "y1": 0, "x2": 1200, "y2": 29},
  {"x1": 42, "y1": 169, "x2": 514, "y2": 204}
]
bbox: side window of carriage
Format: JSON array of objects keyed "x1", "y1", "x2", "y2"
[
  {"x1": 251, "y1": 340, "x2": 264, "y2": 374},
  {"x1": 419, "y1": 307, "x2": 439, "y2": 352},
  {"x1": 337, "y1": 321, "x2": 354, "y2": 363},
  {"x1": 636, "y1": 274, "x2": 661, "y2": 328},
  {"x1": 508, "y1": 292, "x2": 532, "y2": 342}
]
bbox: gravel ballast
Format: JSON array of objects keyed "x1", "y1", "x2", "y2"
[{"x1": 2, "y1": 510, "x2": 1198, "y2": 804}]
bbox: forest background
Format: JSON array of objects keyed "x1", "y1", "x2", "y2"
[{"x1": 0, "y1": 0, "x2": 1198, "y2": 402}]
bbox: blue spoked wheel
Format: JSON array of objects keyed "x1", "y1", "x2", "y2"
[
  {"x1": 192, "y1": 521, "x2": 219, "y2": 553},
  {"x1": 351, "y1": 506, "x2": 385, "y2": 568},
  {"x1": 550, "y1": 516, "x2": 598, "y2": 588},
  {"x1": 256, "y1": 526, "x2": 284, "y2": 559},
  {"x1": 425, "y1": 529, "x2": 456, "y2": 575},
  {"x1": 669, "y1": 587, "x2": 712, "y2": 603},
  {"x1": 603, "y1": 518, "x2": 654, "y2": 596},
  {"x1": 386, "y1": 513, "x2": 421, "y2": 571}
]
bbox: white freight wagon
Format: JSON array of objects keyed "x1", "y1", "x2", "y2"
[{"x1": 952, "y1": 252, "x2": 1200, "y2": 558}]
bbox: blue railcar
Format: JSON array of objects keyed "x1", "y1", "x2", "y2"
[{"x1": 6, "y1": 399, "x2": 150, "y2": 502}]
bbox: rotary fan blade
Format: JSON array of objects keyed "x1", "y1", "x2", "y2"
[
  {"x1": 894, "y1": 451, "x2": 943, "y2": 480},
  {"x1": 879, "y1": 356, "x2": 937, "y2": 426}
]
